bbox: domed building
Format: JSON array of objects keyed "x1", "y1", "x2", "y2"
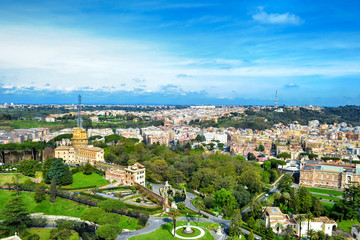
[
  {"x1": 55, "y1": 127, "x2": 104, "y2": 166},
  {"x1": 71, "y1": 127, "x2": 88, "y2": 147},
  {"x1": 54, "y1": 96, "x2": 104, "y2": 165}
]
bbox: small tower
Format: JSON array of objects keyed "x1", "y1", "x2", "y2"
[
  {"x1": 71, "y1": 95, "x2": 88, "y2": 148},
  {"x1": 275, "y1": 90, "x2": 278, "y2": 108},
  {"x1": 77, "y1": 95, "x2": 83, "y2": 128}
]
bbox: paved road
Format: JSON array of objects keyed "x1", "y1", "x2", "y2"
[
  {"x1": 241, "y1": 174, "x2": 284, "y2": 216},
  {"x1": 117, "y1": 183, "x2": 263, "y2": 239}
]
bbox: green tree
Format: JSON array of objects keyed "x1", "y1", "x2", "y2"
[
  {"x1": 61, "y1": 164, "x2": 73, "y2": 185},
  {"x1": 307, "y1": 229, "x2": 316, "y2": 240},
  {"x1": 34, "y1": 184, "x2": 46, "y2": 203},
  {"x1": 96, "y1": 224, "x2": 122, "y2": 240},
  {"x1": 18, "y1": 159, "x2": 39, "y2": 177},
  {"x1": 50, "y1": 177, "x2": 57, "y2": 203},
  {"x1": 248, "y1": 230, "x2": 255, "y2": 240},
  {"x1": 47, "y1": 158, "x2": 65, "y2": 184},
  {"x1": 263, "y1": 161, "x2": 271, "y2": 171},
  {"x1": 338, "y1": 185, "x2": 360, "y2": 220},
  {"x1": 98, "y1": 213, "x2": 121, "y2": 225},
  {"x1": 258, "y1": 144, "x2": 265, "y2": 152},
  {"x1": 98, "y1": 199, "x2": 125, "y2": 212},
  {"x1": 50, "y1": 220, "x2": 73, "y2": 240},
  {"x1": 275, "y1": 222, "x2": 283, "y2": 235},
  {"x1": 306, "y1": 212, "x2": 315, "y2": 238},
  {"x1": 247, "y1": 152, "x2": 256, "y2": 161},
  {"x1": 229, "y1": 209, "x2": 243, "y2": 237},
  {"x1": 80, "y1": 207, "x2": 105, "y2": 229},
  {"x1": 213, "y1": 188, "x2": 237, "y2": 216},
  {"x1": 278, "y1": 174, "x2": 294, "y2": 193},
  {"x1": 43, "y1": 158, "x2": 56, "y2": 183},
  {"x1": 296, "y1": 214, "x2": 306, "y2": 238},
  {"x1": 299, "y1": 187, "x2": 312, "y2": 213},
  {"x1": 1, "y1": 196, "x2": 30, "y2": 235},
  {"x1": 168, "y1": 208, "x2": 180, "y2": 238},
  {"x1": 105, "y1": 134, "x2": 121, "y2": 144},
  {"x1": 277, "y1": 152, "x2": 291, "y2": 160},
  {"x1": 83, "y1": 161, "x2": 93, "y2": 175}
]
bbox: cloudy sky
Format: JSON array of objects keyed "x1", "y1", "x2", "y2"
[{"x1": 0, "y1": 0, "x2": 360, "y2": 106}]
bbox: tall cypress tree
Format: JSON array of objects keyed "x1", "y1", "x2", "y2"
[
  {"x1": 1, "y1": 196, "x2": 30, "y2": 235},
  {"x1": 61, "y1": 165, "x2": 73, "y2": 185},
  {"x1": 47, "y1": 158, "x2": 65, "y2": 184},
  {"x1": 50, "y1": 177, "x2": 57, "y2": 203}
]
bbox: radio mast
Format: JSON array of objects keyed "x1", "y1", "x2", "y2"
[
  {"x1": 77, "y1": 95, "x2": 83, "y2": 128},
  {"x1": 275, "y1": 90, "x2": 278, "y2": 108}
]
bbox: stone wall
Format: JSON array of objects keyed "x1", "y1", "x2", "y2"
[{"x1": 135, "y1": 183, "x2": 165, "y2": 206}]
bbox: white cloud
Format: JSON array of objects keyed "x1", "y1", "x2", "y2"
[
  {"x1": 252, "y1": 8, "x2": 303, "y2": 25},
  {"x1": 1, "y1": 24, "x2": 360, "y2": 99}
]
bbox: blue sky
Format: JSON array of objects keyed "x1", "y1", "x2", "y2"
[{"x1": 0, "y1": 0, "x2": 360, "y2": 106}]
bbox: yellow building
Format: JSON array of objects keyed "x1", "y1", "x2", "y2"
[
  {"x1": 55, "y1": 127, "x2": 104, "y2": 165},
  {"x1": 71, "y1": 127, "x2": 88, "y2": 147}
]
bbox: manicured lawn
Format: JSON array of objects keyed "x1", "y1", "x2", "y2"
[
  {"x1": 0, "y1": 190, "x2": 86, "y2": 219},
  {"x1": 311, "y1": 194, "x2": 341, "y2": 202},
  {"x1": 119, "y1": 215, "x2": 142, "y2": 230},
  {"x1": 338, "y1": 219, "x2": 360, "y2": 233},
  {"x1": 0, "y1": 190, "x2": 142, "y2": 230},
  {"x1": 305, "y1": 187, "x2": 343, "y2": 196},
  {"x1": 0, "y1": 173, "x2": 31, "y2": 186},
  {"x1": 321, "y1": 202, "x2": 336, "y2": 213},
  {"x1": 23, "y1": 228, "x2": 79, "y2": 240},
  {"x1": 129, "y1": 221, "x2": 217, "y2": 240},
  {"x1": 62, "y1": 172, "x2": 109, "y2": 189},
  {"x1": 176, "y1": 226, "x2": 201, "y2": 237}
]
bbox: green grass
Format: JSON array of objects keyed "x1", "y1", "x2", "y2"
[
  {"x1": 129, "y1": 221, "x2": 217, "y2": 240},
  {"x1": 175, "y1": 227, "x2": 201, "y2": 237},
  {"x1": 61, "y1": 172, "x2": 109, "y2": 189},
  {"x1": 0, "y1": 120, "x2": 76, "y2": 131},
  {"x1": 119, "y1": 215, "x2": 141, "y2": 230},
  {"x1": 321, "y1": 201, "x2": 336, "y2": 213},
  {"x1": 338, "y1": 219, "x2": 360, "y2": 233},
  {"x1": 0, "y1": 173, "x2": 31, "y2": 186},
  {"x1": 0, "y1": 190, "x2": 142, "y2": 230},
  {"x1": 305, "y1": 187, "x2": 343, "y2": 196},
  {"x1": 23, "y1": 228, "x2": 79, "y2": 240},
  {"x1": 311, "y1": 194, "x2": 341, "y2": 202},
  {"x1": 0, "y1": 190, "x2": 87, "y2": 219}
]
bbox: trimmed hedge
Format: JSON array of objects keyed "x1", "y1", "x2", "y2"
[
  {"x1": 240, "y1": 224, "x2": 266, "y2": 239},
  {"x1": 80, "y1": 192, "x2": 107, "y2": 201},
  {"x1": 60, "y1": 185, "x2": 97, "y2": 190}
]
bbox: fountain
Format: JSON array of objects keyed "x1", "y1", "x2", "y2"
[{"x1": 182, "y1": 221, "x2": 194, "y2": 234}]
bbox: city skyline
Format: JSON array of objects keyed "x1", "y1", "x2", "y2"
[{"x1": 1, "y1": 0, "x2": 360, "y2": 106}]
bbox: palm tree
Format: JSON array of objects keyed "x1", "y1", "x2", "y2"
[
  {"x1": 296, "y1": 214, "x2": 306, "y2": 237},
  {"x1": 275, "y1": 222, "x2": 283, "y2": 235},
  {"x1": 306, "y1": 212, "x2": 315, "y2": 238},
  {"x1": 282, "y1": 192, "x2": 290, "y2": 207},
  {"x1": 283, "y1": 224, "x2": 294, "y2": 238},
  {"x1": 307, "y1": 229, "x2": 316, "y2": 240},
  {"x1": 169, "y1": 208, "x2": 180, "y2": 237}
]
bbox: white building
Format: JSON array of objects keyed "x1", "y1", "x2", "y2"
[{"x1": 263, "y1": 207, "x2": 337, "y2": 237}]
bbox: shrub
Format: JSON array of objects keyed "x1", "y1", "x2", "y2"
[
  {"x1": 177, "y1": 202, "x2": 186, "y2": 210},
  {"x1": 204, "y1": 196, "x2": 214, "y2": 209},
  {"x1": 138, "y1": 213, "x2": 149, "y2": 226},
  {"x1": 136, "y1": 198, "x2": 141, "y2": 203}
]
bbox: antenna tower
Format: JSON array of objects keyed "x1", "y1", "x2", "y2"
[
  {"x1": 77, "y1": 95, "x2": 83, "y2": 128},
  {"x1": 275, "y1": 90, "x2": 278, "y2": 108}
]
